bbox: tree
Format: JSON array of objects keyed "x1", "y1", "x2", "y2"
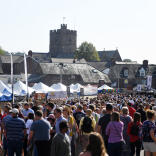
[
  {"x1": 123, "y1": 59, "x2": 132, "y2": 62},
  {"x1": 75, "y1": 42, "x2": 100, "y2": 61},
  {"x1": 0, "y1": 46, "x2": 6, "y2": 55}
]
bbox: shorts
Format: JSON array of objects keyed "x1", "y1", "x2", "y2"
[{"x1": 143, "y1": 142, "x2": 156, "y2": 152}]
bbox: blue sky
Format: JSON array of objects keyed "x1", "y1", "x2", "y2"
[{"x1": 0, "y1": 0, "x2": 156, "y2": 64}]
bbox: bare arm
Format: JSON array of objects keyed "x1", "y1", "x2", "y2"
[
  {"x1": 28, "y1": 130, "x2": 34, "y2": 145},
  {"x1": 150, "y1": 129, "x2": 156, "y2": 142}
]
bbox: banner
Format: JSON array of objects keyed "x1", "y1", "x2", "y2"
[
  {"x1": 147, "y1": 76, "x2": 152, "y2": 90},
  {"x1": 47, "y1": 91, "x2": 67, "y2": 99},
  {"x1": 10, "y1": 53, "x2": 14, "y2": 103},
  {"x1": 24, "y1": 53, "x2": 29, "y2": 96}
]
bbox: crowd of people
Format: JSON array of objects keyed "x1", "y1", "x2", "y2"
[{"x1": 0, "y1": 92, "x2": 156, "y2": 156}]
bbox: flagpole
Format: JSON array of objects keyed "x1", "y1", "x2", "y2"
[
  {"x1": 10, "y1": 53, "x2": 14, "y2": 106},
  {"x1": 24, "y1": 53, "x2": 29, "y2": 102}
]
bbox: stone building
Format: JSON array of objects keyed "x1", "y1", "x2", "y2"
[{"x1": 49, "y1": 24, "x2": 77, "y2": 58}]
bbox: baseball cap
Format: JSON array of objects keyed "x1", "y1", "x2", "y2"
[{"x1": 12, "y1": 108, "x2": 19, "y2": 114}]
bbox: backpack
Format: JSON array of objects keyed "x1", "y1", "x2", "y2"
[
  {"x1": 130, "y1": 123, "x2": 140, "y2": 136},
  {"x1": 81, "y1": 117, "x2": 93, "y2": 133}
]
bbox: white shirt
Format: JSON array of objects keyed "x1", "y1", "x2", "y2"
[{"x1": 26, "y1": 119, "x2": 33, "y2": 134}]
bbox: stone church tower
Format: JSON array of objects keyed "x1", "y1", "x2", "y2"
[{"x1": 49, "y1": 24, "x2": 77, "y2": 58}]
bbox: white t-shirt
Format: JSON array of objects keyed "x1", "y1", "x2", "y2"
[{"x1": 26, "y1": 119, "x2": 33, "y2": 134}]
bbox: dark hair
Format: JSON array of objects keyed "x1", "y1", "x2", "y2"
[
  {"x1": 14, "y1": 104, "x2": 20, "y2": 109},
  {"x1": 133, "y1": 112, "x2": 141, "y2": 123},
  {"x1": 146, "y1": 110, "x2": 155, "y2": 119},
  {"x1": 28, "y1": 113, "x2": 34, "y2": 120},
  {"x1": 77, "y1": 105, "x2": 83, "y2": 110},
  {"x1": 35, "y1": 110, "x2": 43, "y2": 117},
  {"x1": 112, "y1": 111, "x2": 120, "y2": 122},
  {"x1": 106, "y1": 104, "x2": 113, "y2": 111},
  {"x1": 47, "y1": 103, "x2": 55, "y2": 109},
  {"x1": 86, "y1": 132, "x2": 106, "y2": 156},
  {"x1": 59, "y1": 121, "x2": 68, "y2": 131},
  {"x1": 89, "y1": 105, "x2": 95, "y2": 111},
  {"x1": 55, "y1": 108, "x2": 62, "y2": 114}
]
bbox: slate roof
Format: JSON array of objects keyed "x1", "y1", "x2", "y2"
[
  {"x1": 52, "y1": 58, "x2": 86, "y2": 63},
  {"x1": 31, "y1": 52, "x2": 51, "y2": 63},
  {"x1": 88, "y1": 62, "x2": 109, "y2": 71},
  {"x1": 98, "y1": 50, "x2": 122, "y2": 62},
  {"x1": 0, "y1": 55, "x2": 24, "y2": 63},
  {"x1": 39, "y1": 63, "x2": 111, "y2": 84}
]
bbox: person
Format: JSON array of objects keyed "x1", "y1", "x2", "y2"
[
  {"x1": 79, "y1": 132, "x2": 108, "y2": 156},
  {"x1": 142, "y1": 110, "x2": 156, "y2": 156},
  {"x1": 23, "y1": 113, "x2": 34, "y2": 156},
  {"x1": 137, "y1": 104, "x2": 146, "y2": 123},
  {"x1": 97, "y1": 103, "x2": 113, "y2": 149},
  {"x1": 51, "y1": 121, "x2": 71, "y2": 156},
  {"x1": 79, "y1": 109, "x2": 96, "y2": 150},
  {"x1": 22, "y1": 103, "x2": 34, "y2": 119},
  {"x1": 128, "y1": 102, "x2": 136, "y2": 118},
  {"x1": 63, "y1": 106, "x2": 78, "y2": 156},
  {"x1": 28, "y1": 110, "x2": 51, "y2": 156},
  {"x1": 1, "y1": 106, "x2": 12, "y2": 156},
  {"x1": 54, "y1": 107, "x2": 67, "y2": 133},
  {"x1": 46, "y1": 103, "x2": 55, "y2": 116},
  {"x1": 106, "y1": 111, "x2": 124, "y2": 156},
  {"x1": 127, "y1": 112, "x2": 142, "y2": 156},
  {"x1": 73, "y1": 105, "x2": 85, "y2": 128},
  {"x1": 5, "y1": 108, "x2": 26, "y2": 156}
]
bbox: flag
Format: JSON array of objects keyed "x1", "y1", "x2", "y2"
[
  {"x1": 24, "y1": 53, "x2": 29, "y2": 97},
  {"x1": 10, "y1": 53, "x2": 14, "y2": 103}
]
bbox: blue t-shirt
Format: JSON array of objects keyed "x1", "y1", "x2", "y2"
[
  {"x1": 30, "y1": 119, "x2": 51, "y2": 141},
  {"x1": 22, "y1": 108, "x2": 34, "y2": 117},
  {"x1": 6, "y1": 117, "x2": 26, "y2": 141},
  {"x1": 142, "y1": 120, "x2": 156, "y2": 142},
  {"x1": 55, "y1": 116, "x2": 67, "y2": 134}
]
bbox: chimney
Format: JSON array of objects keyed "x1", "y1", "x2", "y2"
[
  {"x1": 28, "y1": 50, "x2": 32, "y2": 57},
  {"x1": 143, "y1": 60, "x2": 148, "y2": 68}
]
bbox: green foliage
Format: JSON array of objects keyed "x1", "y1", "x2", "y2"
[
  {"x1": 75, "y1": 42, "x2": 100, "y2": 61},
  {"x1": 123, "y1": 59, "x2": 132, "y2": 62},
  {"x1": 0, "y1": 46, "x2": 6, "y2": 55}
]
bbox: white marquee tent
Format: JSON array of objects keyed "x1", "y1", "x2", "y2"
[
  {"x1": 51, "y1": 83, "x2": 67, "y2": 92},
  {"x1": 70, "y1": 83, "x2": 83, "y2": 93},
  {"x1": 32, "y1": 82, "x2": 54, "y2": 93},
  {"x1": 14, "y1": 81, "x2": 35, "y2": 96}
]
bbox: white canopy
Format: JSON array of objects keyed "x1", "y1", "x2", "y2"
[
  {"x1": 32, "y1": 82, "x2": 54, "y2": 93},
  {"x1": 0, "y1": 80, "x2": 12, "y2": 94},
  {"x1": 14, "y1": 81, "x2": 34, "y2": 96},
  {"x1": 84, "y1": 84, "x2": 98, "y2": 96},
  {"x1": 98, "y1": 84, "x2": 113, "y2": 91},
  {"x1": 51, "y1": 83, "x2": 67, "y2": 92},
  {"x1": 70, "y1": 83, "x2": 83, "y2": 93}
]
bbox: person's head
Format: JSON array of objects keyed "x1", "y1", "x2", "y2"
[
  {"x1": 106, "y1": 104, "x2": 113, "y2": 113},
  {"x1": 24, "y1": 103, "x2": 29, "y2": 110},
  {"x1": 146, "y1": 110, "x2": 155, "y2": 121},
  {"x1": 47, "y1": 103, "x2": 55, "y2": 111},
  {"x1": 152, "y1": 106, "x2": 156, "y2": 112},
  {"x1": 4, "y1": 105, "x2": 12, "y2": 114},
  {"x1": 35, "y1": 110, "x2": 43, "y2": 120},
  {"x1": 54, "y1": 108, "x2": 62, "y2": 119},
  {"x1": 86, "y1": 109, "x2": 92, "y2": 117},
  {"x1": 28, "y1": 113, "x2": 34, "y2": 120},
  {"x1": 86, "y1": 132, "x2": 106, "y2": 156},
  {"x1": 138, "y1": 104, "x2": 144, "y2": 110},
  {"x1": 11, "y1": 108, "x2": 19, "y2": 118},
  {"x1": 89, "y1": 104, "x2": 95, "y2": 112},
  {"x1": 47, "y1": 114, "x2": 55, "y2": 125},
  {"x1": 121, "y1": 107, "x2": 129, "y2": 115},
  {"x1": 133, "y1": 112, "x2": 141, "y2": 123},
  {"x1": 111, "y1": 111, "x2": 120, "y2": 122},
  {"x1": 63, "y1": 106, "x2": 71, "y2": 117},
  {"x1": 77, "y1": 105, "x2": 83, "y2": 112},
  {"x1": 59, "y1": 121, "x2": 69, "y2": 134}
]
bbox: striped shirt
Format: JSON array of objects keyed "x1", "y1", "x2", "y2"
[{"x1": 6, "y1": 117, "x2": 26, "y2": 141}]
